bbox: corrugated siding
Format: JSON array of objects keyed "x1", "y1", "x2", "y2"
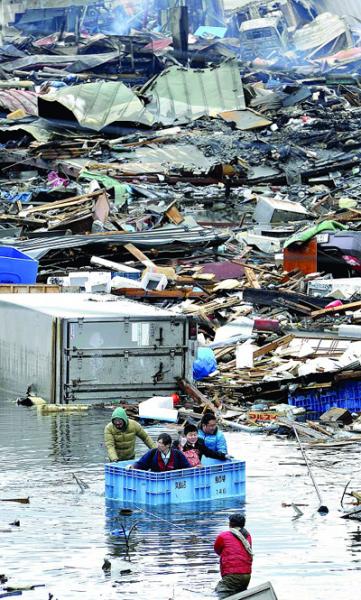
[{"x1": 312, "y1": 0, "x2": 361, "y2": 19}]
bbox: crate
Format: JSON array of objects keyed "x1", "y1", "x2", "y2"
[
  {"x1": 105, "y1": 457, "x2": 246, "y2": 506},
  {"x1": 289, "y1": 380, "x2": 361, "y2": 413},
  {"x1": 0, "y1": 247, "x2": 38, "y2": 284}
]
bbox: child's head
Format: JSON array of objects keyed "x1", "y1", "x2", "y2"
[{"x1": 184, "y1": 422, "x2": 198, "y2": 444}]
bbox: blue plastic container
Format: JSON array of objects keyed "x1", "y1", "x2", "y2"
[
  {"x1": 112, "y1": 271, "x2": 141, "y2": 281},
  {"x1": 0, "y1": 246, "x2": 38, "y2": 284},
  {"x1": 289, "y1": 380, "x2": 361, "y2": 413},
  {"x1": 105, "y1": 457, "x2": 246, "y2": 506}
]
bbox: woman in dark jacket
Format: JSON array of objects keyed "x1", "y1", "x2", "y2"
[
  {"x1": 175, "y1": 423, "x2": 229, "y2": 467},
  {"x1": 131, "y1": 433, "x2": 191, "y2": 472}
]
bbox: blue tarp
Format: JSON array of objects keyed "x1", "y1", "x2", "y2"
[
  {"x1": 194, "y1": 26, "x2": 227, "y2": 39},
  {"x1": 193, "y1": 347, "x2": 217, "y2": 381}
]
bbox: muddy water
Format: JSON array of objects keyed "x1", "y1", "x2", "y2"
[{"x1": 1, "y1": 394, "x2": 360, "y2": 600}]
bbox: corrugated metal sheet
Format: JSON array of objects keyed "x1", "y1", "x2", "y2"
[
  {"x1": 4, "y1": 226, "x2": 228, "y2": 260},
  {"x1": 0, "y1": 90, "x2": 38, "y2": 116},
  {"x1": 38, "y1": 81, "x2": 154, "y2": 131},
  {"x1": 142, "y1": 60, "x2": 245, "y2": 126},
  {"x1": 1, "y1": 51, "x2": 119, "y2": 73},
  {"x1": 294, "y1": 12, "x2": 347, "y2": 51},
  {"x1": 120, "y1": 144, "x2": 216, "y2": 173}
]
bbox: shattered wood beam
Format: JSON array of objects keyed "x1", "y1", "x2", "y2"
[
  {"x1": 177, "y1": 378, "x2": 218, "y2": 413},
  {"x1": 306, "y1": 421, "x2": 333, "y2": 437},
  {"x1": 19, "y1": 190, "x2": 105, "y2": 216},
  {"x1": 311, "y1": 300, "x2": 361, "y2": 318},
  {"x1": 276, "y1": 418, "x2": 327, "y2": 440},
  {"x1": 253, "y1": 334, "x2": 294, "y2": 359},
  {"x1": 232, "y1": 259, "x2": 283, "y2": 279},
  {"x1": 307, "y1": 438, "x2": 361, "y2": 448},
  {"x1": 123, "y1": 243, "x2": 157, "y2": 268},
  {"x1": 244, "y1": 266, "x2": 260, "y2": 289}
]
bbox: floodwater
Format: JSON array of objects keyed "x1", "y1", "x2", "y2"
[{"x1": 1, "y1": 393, "x2": 360, "y2": 600}]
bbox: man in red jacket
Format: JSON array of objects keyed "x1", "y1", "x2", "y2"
[{"x1": 214, "y1": 513, "x2": 253, "y2": 599}]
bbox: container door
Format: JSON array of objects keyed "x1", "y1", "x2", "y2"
[{"x1": 62, "y1": 317, "x2": 190, "y2": 403}]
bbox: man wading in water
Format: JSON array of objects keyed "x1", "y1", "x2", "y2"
[{"x1": 214, "y1": 513, "x2": 253, "y2": 599}]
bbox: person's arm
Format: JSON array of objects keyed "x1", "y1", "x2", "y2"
[
  {"x1": 216, "y1": 430, "x2": 228, "y2": 455},
  {"x1": 136, "y1": 423, "x2": 156, "y2": 449},
  {"x1": 198, "y1": 439, "x2": 226, "y2": 461},
  {"x1": 214, "y1": 534, "x2": 224, "y2": 555},
  {"x1": 104, "y1": 425, "x2": 118, "y2": 462},
  {"x1": 133, "y1": 449, "x2": 153, "y2": 470}
]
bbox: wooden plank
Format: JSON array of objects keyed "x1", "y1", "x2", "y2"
[
  {"x1": 307, "y1": 438, "x2": 361, "y2": 448},
  {"x1": 0, "y1": 284, "x2": 60, "y2": 294},
  {"x1": 123, "y1": 243, "x2": 156, "y2": 268},
  {"x1": 232, "y1": 259, "x2": 283, "y2": 279},
  {"x1": 311, "y1": 299, "x2": 361, "y2": 318},
  {"x1": 18, "y1": 189, "x2": 104, "y2": 216},
  {"x1": 253, "y1": 334, "x2": 294, "y2": 359},
  {"x1": 244, "y1": 266, "x2": 260, "y2": 289},
  {"x1": 165, "y1": 203, "x2": 184, "y2": 224},
  {"x1": 177, "y1": 378, "x2": 219, "y2": 413}
]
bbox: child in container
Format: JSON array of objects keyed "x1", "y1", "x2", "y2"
[
  {"x1": 130, "y1": 433, "x2": 192, "y2": 472},
  {"x1": 175, "y1": 423, "x2": 229, "y2": 467}
]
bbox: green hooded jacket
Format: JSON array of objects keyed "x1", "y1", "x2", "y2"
[{"x1": 104, "y1": 407, "x2": 156, "y2": 461}]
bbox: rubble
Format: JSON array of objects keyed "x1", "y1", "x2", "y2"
[{"x1": 0, "y1": 0, "x2": 361, "y2": 439}]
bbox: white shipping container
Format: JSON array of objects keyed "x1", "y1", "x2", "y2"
[{"x1": 0, "y1": 294, "x2": 197, "y2": 404}]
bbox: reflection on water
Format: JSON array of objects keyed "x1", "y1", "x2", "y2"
[{"x1": 0, "y1": 394, "x2": 360, "y2": 600}]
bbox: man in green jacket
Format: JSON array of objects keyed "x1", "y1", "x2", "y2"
[{"x1": 104, "y1": 407, "x2": 156, "y2": 461}]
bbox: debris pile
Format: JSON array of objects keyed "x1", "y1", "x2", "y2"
[{"x1": 1, "y1": 1, "x2": 361, "y2": 431}]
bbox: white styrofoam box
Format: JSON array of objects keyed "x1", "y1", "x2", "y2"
[
  {"x1": 141, "y1": 271, "x2": 168, "y2": 291},
  {"x1": 111, "y1": 275, "x2": 143, "y2": 289},
  {"x1": 139, "y1": 396, "x2": 178, "y2": 422},
  {"x1": 68, "y1": 271, "x2": 112, "y2": 293}
]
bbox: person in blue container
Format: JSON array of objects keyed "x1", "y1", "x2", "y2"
[
  {"x1": 130, "y1": 433, "x2": 192, "y2": 472},
  {"x1": 198, "y1": 412, "x2": 228, "y2": 455},
  {"x1": 175, "y1": 423, "x2": 230, "y2": 467}
]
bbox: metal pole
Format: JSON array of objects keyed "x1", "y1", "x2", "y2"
[{"x1": 292, "y1": 424, "x2": 329, "y2": 514}]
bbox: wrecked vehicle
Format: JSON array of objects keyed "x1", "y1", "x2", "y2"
[{"x1": 239, "y1": 15, "x2": 289, "y2": 60}]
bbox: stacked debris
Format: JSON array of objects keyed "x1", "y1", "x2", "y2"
[{"x1": 1, "y1": 2, "x2": 361, "y2": 426}]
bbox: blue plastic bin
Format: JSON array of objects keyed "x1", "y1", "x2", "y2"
[
  {"x1": 113, "y1": 271, "x2": 141, "y2": 281},
  {"x1": 289, "y1": 380, "x2": 361, "y2": 413},
  {"x1": 105, "y1": 457, "x2": 246, "y2": 506},
  {"x1": 0, "y1": 246, "x2": 38, "y2": 284}
]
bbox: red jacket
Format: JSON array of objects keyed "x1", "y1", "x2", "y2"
[{"x1": 214, "y1": 530, "x2": 253, "y2": 577}]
